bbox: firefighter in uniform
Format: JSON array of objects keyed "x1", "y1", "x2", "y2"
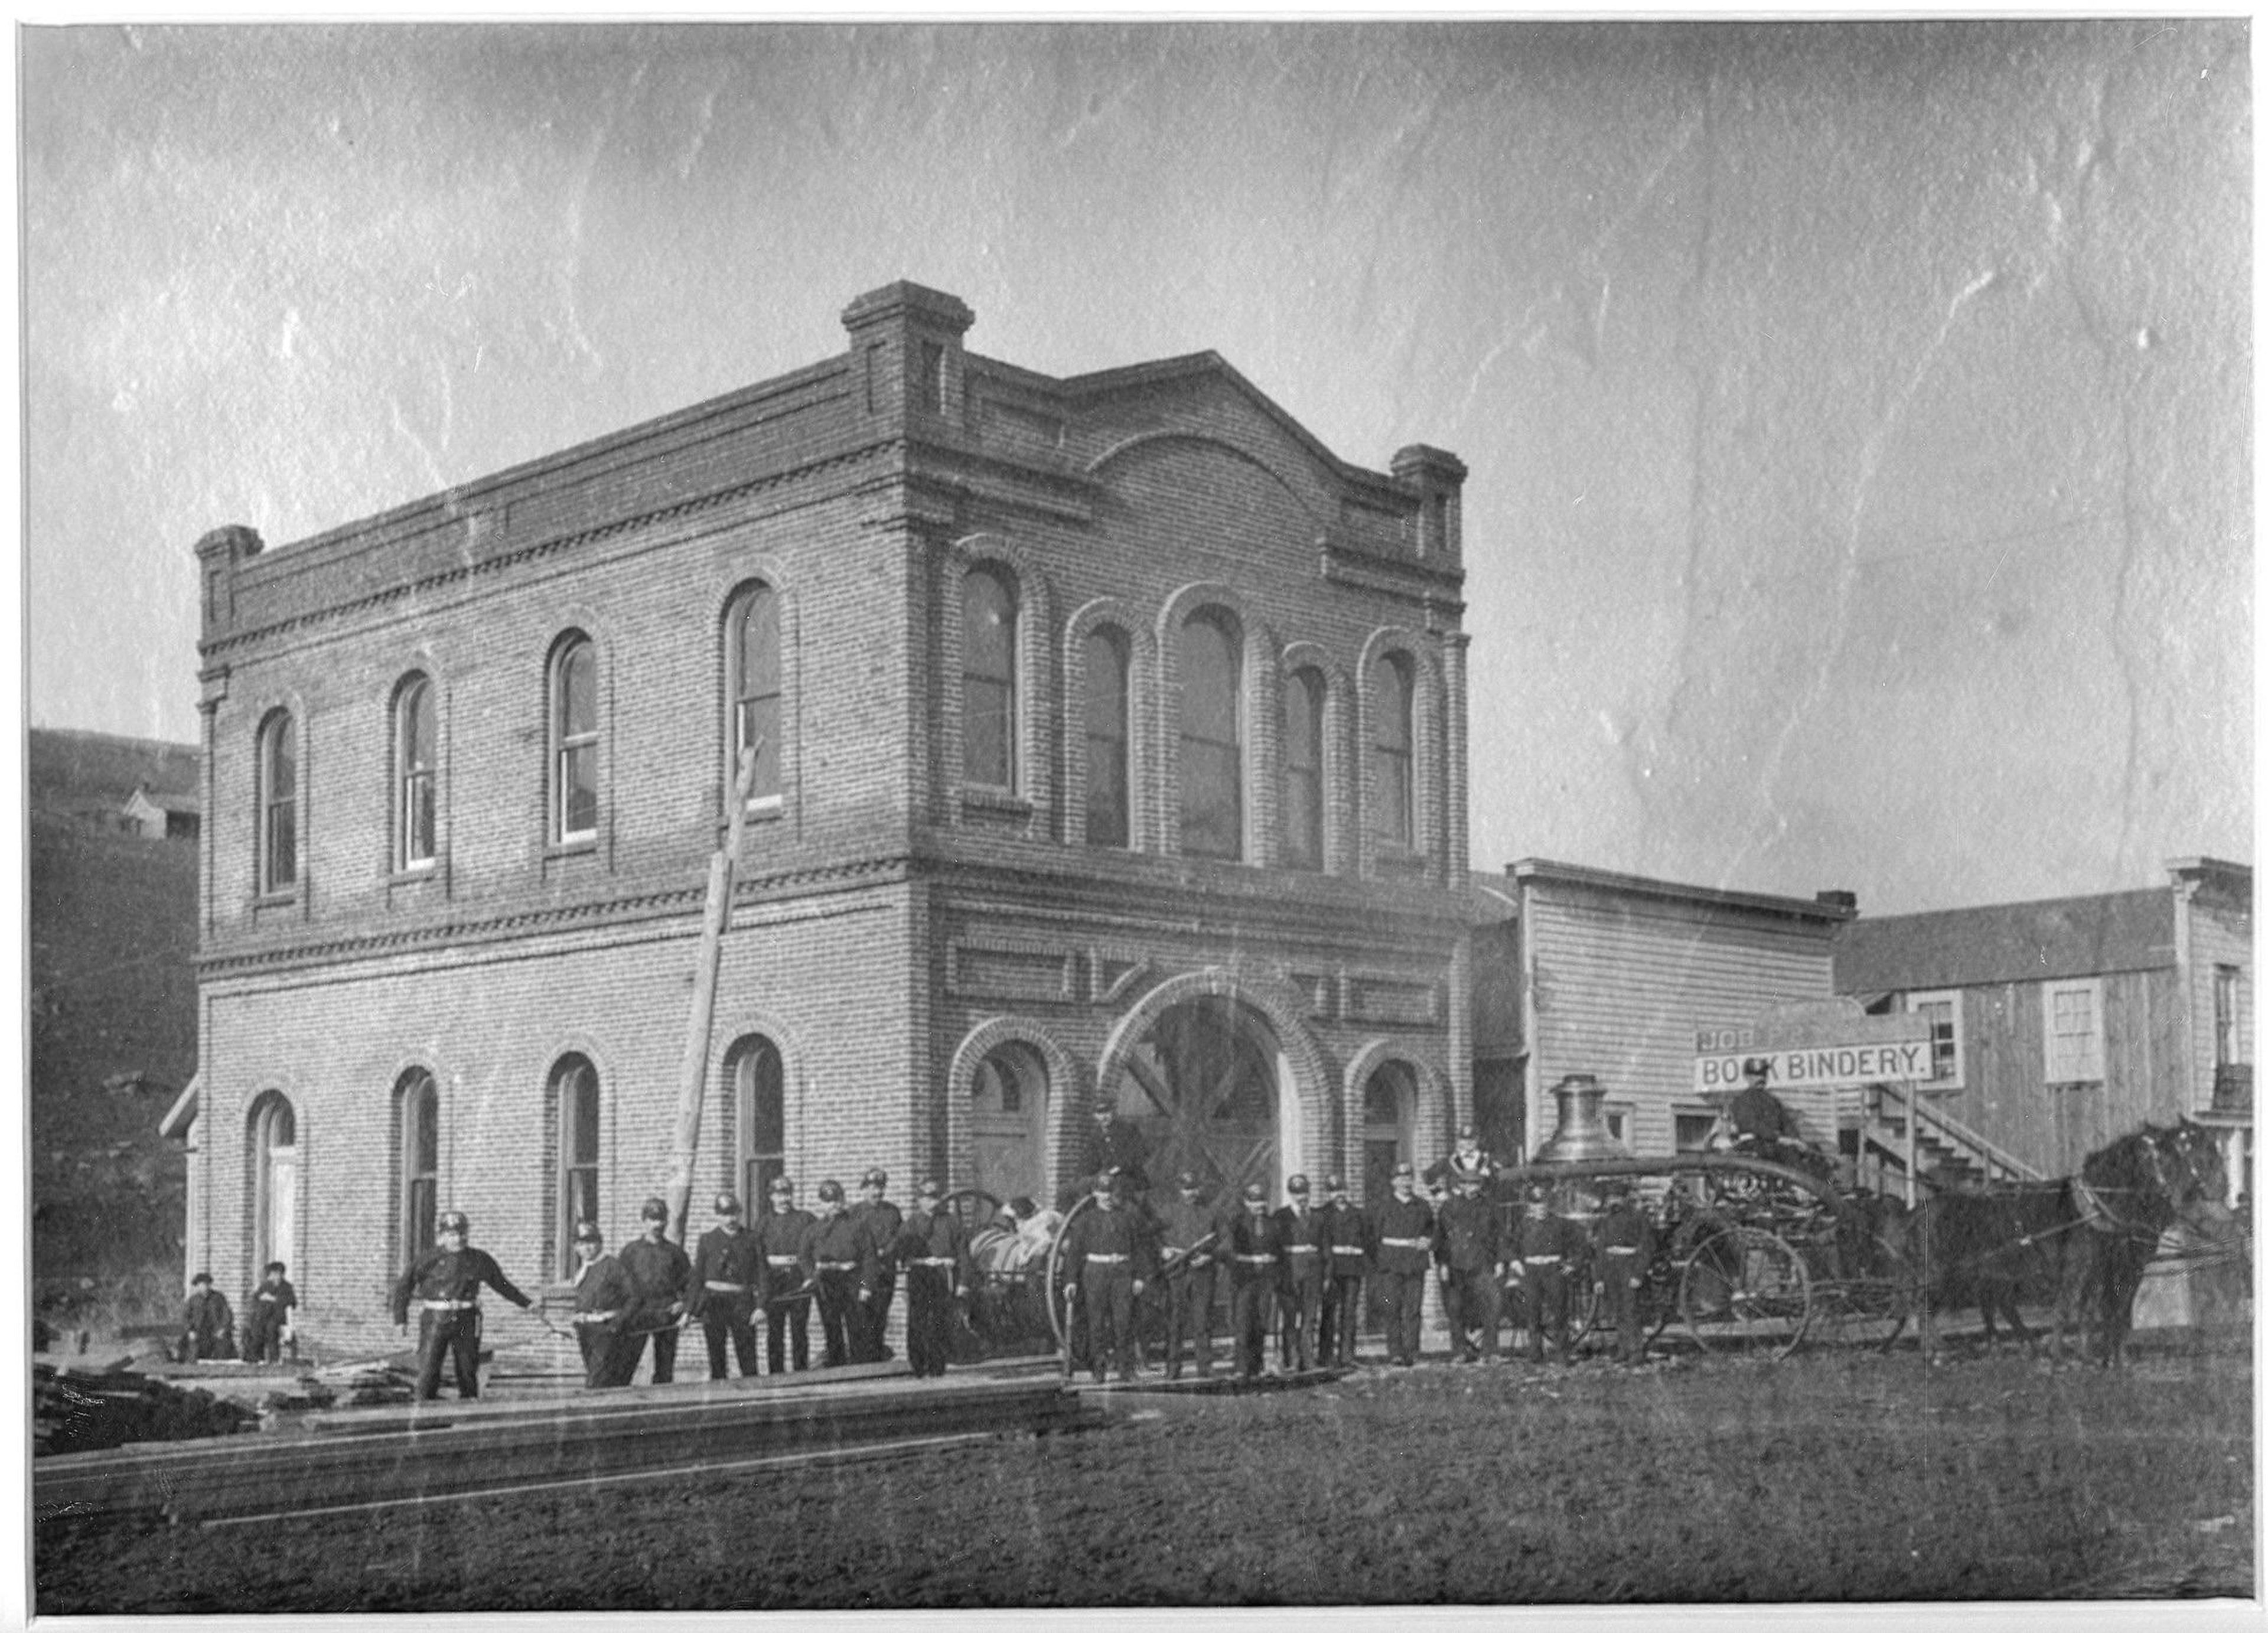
[
  {"x1": 1153, "y1": 1171, "x2": 1221, "y2": 1379},
  {"x1": 1509, "y1": 1186, "x2": 1589, "y2": 1365},
  {"x1": 800, "y1": 1179, "x2": 872, "y2": 1368},
  {"x1": 617, "y1": 1197, "x2": 692, "y2": 1385},
  {"x1": 1061, "y1": 1172, "x2": 1152, "y2": 1382},
  {"x1": 1317, "y1": 1176, "x2": 1371, "y2": 1367},
  {"x1": 894, "y1": 1178, "x2": 974, "y2": 1378},
  {"x1": 1370, "y1": 1163, "x2": 1434, "y2": 1367},
  {"x1": 850, "y1": 1168, "x2": 904, "y2": 1364},
  {"x1": 1425, "y1": 1123, "x2": 1498, "y2": 1191},
  {"x1": 389, "y1": 1210, "x2": 536, "y2": 1400},
  {"x1": 1224, "y1": 1180, "x2": 1286, "y2": 1379},
  {"x1": 568, "y1": 1220, "x2": 638, "y2": 1387},
  {"x1": 1273, "y1": 1175, "x2": 1329, "y2": 1373},
  {"x1": 755, "y1": 1176, "x2": 816, "y2": 1374},
  {"x1": 689, "y1": 1192, "x2": 764, "y2": 1380},
  {"x1": 1592, "y1": 1184, "x2": 1657, "y2": 1365},
  {"x1": 1432, "y1": 1171, "x2": 1503, "y2": 1363}
]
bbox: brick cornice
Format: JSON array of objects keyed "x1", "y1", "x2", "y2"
[
  {"x1": 196, "y1": 853, "x2": 915, "y2": 979},
  {"x1": 200, "y1": 444, "x2": 894, "y2": 661}
]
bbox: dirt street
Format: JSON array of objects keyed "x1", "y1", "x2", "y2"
[{"x1": 35, "y1": 1341, "x2": 2252, "y2": 1611}]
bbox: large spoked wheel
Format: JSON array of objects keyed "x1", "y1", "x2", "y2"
[
  {"x1": 1043, "y1": 1194, "x2": 1095, "y2": 1349},
  {"x1": 1811, "y1": 1234, "x2": 1912, "y2": 1353},
  {"x1": 1679, "y1": 1225, "x2": 1811, "y2": 1359}
]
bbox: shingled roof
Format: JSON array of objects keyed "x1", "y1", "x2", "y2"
[{"x1": 1834, "y1": 888, "x2": 2174, "y2": 993}]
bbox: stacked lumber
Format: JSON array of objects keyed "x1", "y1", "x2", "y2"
[
  {"x1": 33, "y1": 1362, "x2": 256, "y2": 1456},
  {"x1": 308, "y1": 1363, "x2": 416, "y2": 1408}
]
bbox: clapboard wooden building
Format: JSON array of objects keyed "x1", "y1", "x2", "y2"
[
  {"x1": 186, "y1": 282, "x2": 1473, "y2": 1344},
  {"x1": 1834, "y1": 858, "x2": 2253, "y2": 1197}
]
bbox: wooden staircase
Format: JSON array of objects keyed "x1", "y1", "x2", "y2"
[{"x1": 1847, "y1": 1081, "x2": 2043, "y2": 1199}]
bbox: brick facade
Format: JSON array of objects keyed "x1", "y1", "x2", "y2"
[{"x1": 193, "y1": 282, "x2": 1472, "y2": 1349}]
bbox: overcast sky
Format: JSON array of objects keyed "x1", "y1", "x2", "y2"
[{"x1": 21, "y1": 20, "x2": 2251, "y2": 915}]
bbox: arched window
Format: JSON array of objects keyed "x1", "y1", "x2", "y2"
[
  {"x1": 1179, "y1": 610, "x2": 1243, "y2": 860},
  {"x1": 395, "y1": 676, "x2": 436, "y2": 871},
  {"x1": 550, "y1": 635, "x2": 598, "y2": 845},
  {"x1": 1283, "y1": 666, "x2": 1325, "y2": 871},
  {"x1": 250, "y1": 1094, "x2": 298, "y2": 1277},
  {"x1": 1371, "y1": 651, "x2": 1415, "y2": 850},
  {"x1": 551, "y1": 1055, "x2": 599, "y2": 1277},
  {"x1": 962, "y1": 566, "x2": 1018, "y2": 790},
  {"x1": 725, "y1": 585, "x2": 781, "y2": 806},
  {"x1": 732, "y1": 1036, "x2": 786, "y2": 1211},
  {"x1": 257, "y1": 710, "x2": 296, "y2": 893},
  {"x1": 1084, "y1": 626, "x2": 1130, "y2": 849},
  {"x1": 396, "y1": 1069, "x2": 439, "y2": 1272}
]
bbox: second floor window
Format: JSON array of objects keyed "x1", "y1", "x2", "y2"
[
  {"x1": 2215, "y1": 965, "x2": 2245, "y2": 1066},
  {"x1": 726, "y1": 585, "x2": 781, "y2": 805},
  {"x1": 962, "y1": 566, "x2": 1017, "y2": 790},
  {"x1": 1283, "y1": 667, "x2": 1325, "y2": 871},
  {"x1": 552, "y1": 636, "x2": 598, "y2": 845},
  {"x1": 257, "y1": 710, "x2": 296, "y2": 893},
  {"x1": 395, "y1": 676, "x2": 436, "y2": 871},
  {"x1": 1084, "y1": 627, "x2": 1130, "y2": 848},
  {"x1": 1179, "y1": 610, "x2": 1242, "y2": 860},
  {"x1": 1370, "y1": 651, "x2": 1414, "y2": 850}
]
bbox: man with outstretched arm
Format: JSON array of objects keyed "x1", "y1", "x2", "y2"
[{"x1": 389, "y1": 1210, "x2": 536, "y2": 1401}]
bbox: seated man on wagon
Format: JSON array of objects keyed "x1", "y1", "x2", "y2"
[{"x1": 1718, "y1": 1058, "x2": 1838, "y2": 1189}]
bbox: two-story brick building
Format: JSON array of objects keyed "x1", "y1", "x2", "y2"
[{"x1": 187, "y1": 282, "x2": 1474, "y2": 1346}]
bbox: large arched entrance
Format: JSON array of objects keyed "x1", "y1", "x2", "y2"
[{"x1": 1097, "y1": 979, "x2": 1325, "y2": 1200}]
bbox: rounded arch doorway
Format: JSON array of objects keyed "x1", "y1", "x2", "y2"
[{"x1": 1102, "y1": 991, "x2": 1311, "y2": 1200}]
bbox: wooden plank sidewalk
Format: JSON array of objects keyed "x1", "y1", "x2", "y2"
[{"x1": 35, "y1": 1367, "x2": 1096, "y2": 1526}]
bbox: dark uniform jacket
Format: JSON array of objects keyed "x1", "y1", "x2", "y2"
[
  {"x1": 1224, "y1": 1208, "x2": 1286, "y2": 1282},
  {"x1": 853, "y1": 1200, "x2": 905, "y2": 1278},
  {"x1": 1323, "y1": 1201, "x2": 1373, "y2": 1279},
  {"x1": 1424, "y1": 1145, "x2": 1498, "y2": 1188},
  {"x1": 755, "y1": 1206, "x2": 817, "y2": 1294},
  {"x1": 1592, "y1": 1203, "x2": 1656, "y2": 1280},
  {"x1": 1432, "y1": 1192, "x2": 1503, "y2": 1275},
  {"x1": 572, "y1": 1252, "x2": 638, "y2": 1334},
  {"x1": 801, "y1": 1211, "x2": 877, "y2": 1296},
  {"x1": 894, "y1": 1210, "x2": 975, "y2": 1290},
  {"x1": 617, "y1": 1235, "x2": 693, "y2": 1325},
  {"x1": 390, "y1": 1246, "x2": 533, "y2": 1324},
  {"x1": 1729, "y1": 1083, "x2": 1798, "y2": 1143},
  {"x1": 1061, "y1": 1204, "x2": 1154, "y2": 1283},
  {"x1": 1153, "y1": 1196, "x2": 1222, "y2": 1275},
  {"x1": 1508, "y1": 1211, "x2": 1590, "y2": 1277},
  {"x1": 1273, "y1": 1204, "x2": 1331, "y2": 1290},
  {"x1": 689, "y1": 1224, "x2": 766, "y2": 1316},
  {"x1": 1370, "y1": 1194, "x2": 1436, "y2": 1275}
]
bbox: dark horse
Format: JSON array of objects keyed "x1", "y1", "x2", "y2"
[
  {"x1": 1910, "y1": 1120, "x2": 2230, "y2": 1365},
  {"x1": 2067, "y1": 1119, "x2": 2231, "y2": 1367}
]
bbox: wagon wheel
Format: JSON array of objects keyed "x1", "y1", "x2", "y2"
[
  {"x1": 1042, "y1": 1193, "x2": 1095, "y2": 1350},
  {"x1": 1811, "y1": 1232, "x2": 1911, "y2": 1354},
  {"x1": 1679, "y1": 1225, "x2": 1811, "y2": 1360}
]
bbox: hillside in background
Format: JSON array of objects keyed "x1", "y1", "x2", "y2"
[{"x1": 29, "y1": 728, "x2": 200, "y2": 1327}]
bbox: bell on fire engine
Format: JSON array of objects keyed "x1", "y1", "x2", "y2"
[{"x1": 1531, "y1": 1073, "x2": 1634, "y2": 1165}]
